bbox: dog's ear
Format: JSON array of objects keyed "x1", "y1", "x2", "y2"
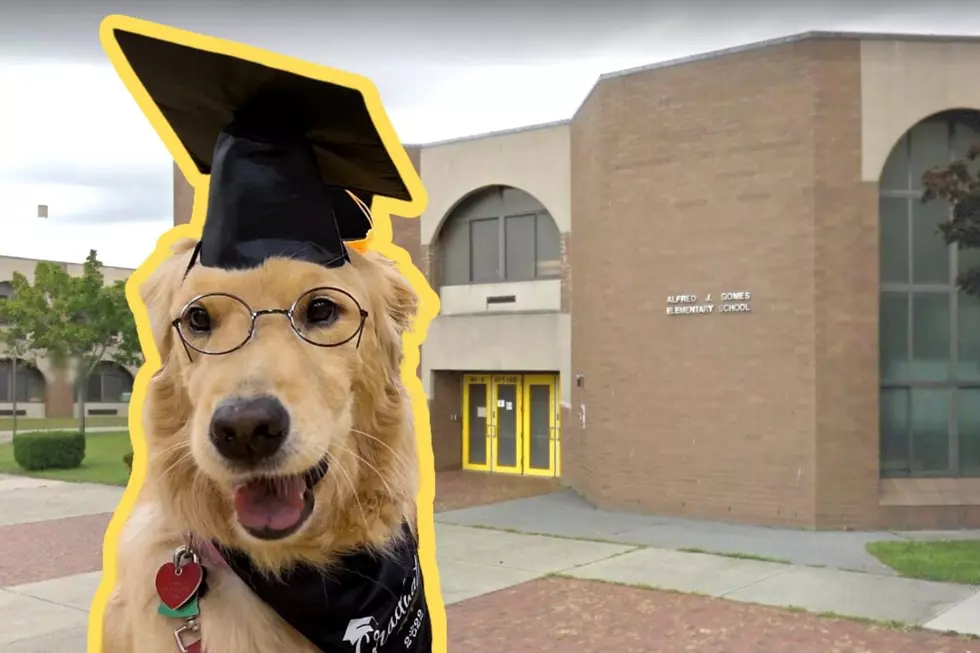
[
  {"x1": 138, "y1": 238, "x2": 199, "y2": 359},
  {"x1": 371, "y1": 252, "x2": 419, "y2": 338},
  {"x1": 361, "y1": 251, "x2": 418, "y2": 374}
]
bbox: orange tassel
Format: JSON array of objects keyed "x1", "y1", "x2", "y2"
[{"x1": 348, "y1": 235, "x2": 372, "y2": 253}]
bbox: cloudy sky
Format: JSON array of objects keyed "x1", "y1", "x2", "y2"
[{"x1": 1, "y1": 0, "x2": 979, "y2": 268}]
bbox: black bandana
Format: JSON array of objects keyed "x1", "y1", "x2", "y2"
[{"x1": 215, "y1": 524, "x2": 431, "y2": 653}]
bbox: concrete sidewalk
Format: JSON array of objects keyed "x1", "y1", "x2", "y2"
[
  {"x1": 2, "y1": 523, "x2": 636, "y2": 651},
  {"x1": 437, "y1": 490, "x2": 980, "y2": 575},
  {"x1": 0, "y1": 475, "x2": 122, "y2": 526},
  {"x1": 3, "y1": 523, "x2": 980, "y2": 651},
  {"x1": 3, "y1": 474, "x2": 980, "y2": 651}
]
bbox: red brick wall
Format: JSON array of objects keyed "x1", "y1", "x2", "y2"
[
  {"x1": 173, "y1": 162, "x2": 194, "y2": 227},
  {"x1": 44, "y1": 373, "x2": 74, "y2": 418},
  {"x1": 809, "y1": 44, "x2": 882, "y2": 528},
  {"x1": 391, "y1": 146, "x2": 423, "y2": 384},
  {"x1": 568, "y1": 39, "x2": 863, "y2": 528},
  {"x1": 429, "y1": 371, "x2": 463, "y2": 471},
  {"x1": 391, "y1": 146, "x2": 423, "y2": 268}
]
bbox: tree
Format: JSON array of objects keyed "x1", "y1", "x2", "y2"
[
  {"x1": 0, "y1": 250, "x2": 143, "y2": 435},
  {"x1": 0, "y1": 314, "x2": 31, "y2": 437},
  {"x1": 921, "y1": 140, "x2": 980, "y2": 297},
  {"x1": 108, "y1": 279, "x2": 143, "y2": 369}
]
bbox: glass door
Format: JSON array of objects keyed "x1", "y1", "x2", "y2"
[
  {"x1": 491, "y1": 375, "x2": 522, "y2": 474},
  {"x1": 522, "y1": 374, "x2": 559, "y2": 476},
  {"x1": 462, "y1": 375, "x2": 490, "y2": 471},
  {"x1": 462, "y1": 373, "x2": 561, "y2": 477}
]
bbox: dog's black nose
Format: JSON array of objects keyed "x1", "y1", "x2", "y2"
[{"x1": 209, "y1": 395, "x2": 290, "y2": 465}]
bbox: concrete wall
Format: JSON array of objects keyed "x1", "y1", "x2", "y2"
[
  {"x1": 860, "y1": 39, "x2": 980, "y2": 182},
  {"x1": 418, "y1": 123, "x2": 573, "y2": 412},
  {"x1": 419, "y1": 122, "x2": 572, "y2": 245}
]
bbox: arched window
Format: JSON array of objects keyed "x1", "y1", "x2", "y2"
[
  {"x1": 0, "y1": 281, "x2": 13, "y2": 325},
  {"x1": 879, "y1": 109, "x2": 980, "y2": 478},
  {"x1": 438, "y1": 185, "x2": 562, "y2": 286},
  {"x1": 85, "y1": 362, "x2": 134, "y2": 403},
  {"x1": 0, "y1": 359, "x2": 46, "y2": 403}
]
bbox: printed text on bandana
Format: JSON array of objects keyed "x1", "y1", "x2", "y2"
[{"x1": 343, "y1": 554, "x2": 425, "y2": 652}]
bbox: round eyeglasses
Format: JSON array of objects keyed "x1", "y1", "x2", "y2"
[{"x1": 170, "y1": 287, "x2": 369, "y2": 358}]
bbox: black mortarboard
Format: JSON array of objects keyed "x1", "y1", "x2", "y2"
[{"x1": 112, "y1": 29, "x2": 412, "y2": 270}]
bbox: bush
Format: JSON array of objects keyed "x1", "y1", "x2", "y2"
[
  {"x1": 13, "y1": 431, "x2": 86, "y2": 471},
  {"x1": 123, "y1": 451, "x2": 133, "y2": 472}
]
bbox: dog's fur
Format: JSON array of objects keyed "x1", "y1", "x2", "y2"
[{"x1": 102, "y1": 238, "x2": 421, "y2": 653}]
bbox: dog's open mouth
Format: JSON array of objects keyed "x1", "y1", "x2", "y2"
[{"x1": 232, "y1": 459, "x2": 329, "y2": 540}]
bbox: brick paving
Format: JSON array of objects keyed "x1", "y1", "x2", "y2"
[
  {"x1": 434, "y1": 470, "x2": 561, "y2": 513},
  {"x1": 0, "y1": 512, "x2": 110, "y2": 586},
  {"x1": 448, "y1": 577, "x2": 980, "y2": 653},
  {"x1": 4, "y1": 473, "x2": 980, "y2": 651}
]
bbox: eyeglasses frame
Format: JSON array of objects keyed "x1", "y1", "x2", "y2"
[{"x1": 170, "y1": 286, "x2": 369, "y2": 361}]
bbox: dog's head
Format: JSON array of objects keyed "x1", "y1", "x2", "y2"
[{"x1": 139, "y1": 238, "x2": 419, "y2": 569}]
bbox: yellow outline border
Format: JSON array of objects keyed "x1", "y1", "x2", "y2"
[{"x1": 89, "y1": 15, "x2": 445, "y2": 653}]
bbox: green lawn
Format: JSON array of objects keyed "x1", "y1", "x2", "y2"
[
  {"x1": 0, "y1": 430, "x2": 133, "y2": 486},
  {"x1": 0, "y1": 416, "x2": 129, "y2": 431},
  {"x1": 866, "y1": 539, "x2": 980, "y2": 585}
]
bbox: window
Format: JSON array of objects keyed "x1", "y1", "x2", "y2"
[
  {"x1": 0, "y1": 281, "x2": 13, "y2": 326},
  {"x1": 438, "y1": 186, "x2": 562, "y2": 286},
  {"x1": 879, "y1": 109, "x2": 980, "y2": 478},
  {"x1": 0, "y1": 359, "x2": 46, "y2": 403},
  {"x1": 83, "y1": 362, "x2": 134, "y2": 403}
]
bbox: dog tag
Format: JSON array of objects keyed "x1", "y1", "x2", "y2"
[
  {"x1": 156, "y1": 560, "x2": 204, "y2": 610},
  {"x1": 158, "y1": 595, "x2": 200, "y2": 619},
  {"x1": 197, "y1": 567, "x2": 210, "y2": 599},
  {"x1": 174, "y1": 622, "x2": 203, "y2": 653}
]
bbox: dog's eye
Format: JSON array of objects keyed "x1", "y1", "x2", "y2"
[
  {"x1": 186, "y1": 306, "x2": 212, "y2": 333},
  {"x1": 304, "y1": 298, "x2": 339, "y2": 326}
]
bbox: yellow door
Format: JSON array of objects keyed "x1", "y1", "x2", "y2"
[
  {"x1": 522, "y1": 374, "x2": 560, "y2": 477},
  {"x1": 491, "y1": 375, "x2": 523, "y2": 474},
  {"x1": 462, "y1": 375, "x2": 491, "y2": 471}
]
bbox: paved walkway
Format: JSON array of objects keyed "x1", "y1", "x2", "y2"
[
  {"x1": 2, "y1": 475, "x2": 979, "y2": 651},
  {"x1": 438, "y1": 490, "x2": 980, "y2": 574}
]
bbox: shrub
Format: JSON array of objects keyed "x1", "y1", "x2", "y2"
[
  {"x1": 123, "y1": 451, "x2": 133, "y2": 472},
  {"x1": 12, "y1": 431, "x2": 86, "y2": 471}
]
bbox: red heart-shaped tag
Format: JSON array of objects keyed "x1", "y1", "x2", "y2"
[{"x1": 155, "y1": 561, "x2": 204, "y2": 610}]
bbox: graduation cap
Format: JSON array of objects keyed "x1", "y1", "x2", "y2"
[{"x1": 112, "y1": 29, "x2": 412, "y2": 270}]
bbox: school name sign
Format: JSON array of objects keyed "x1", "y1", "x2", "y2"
[{"x1": 666, "y1": 291, "x2": 752, "y2": 315}]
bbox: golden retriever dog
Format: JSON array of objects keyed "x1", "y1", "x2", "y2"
[{"x1": 102, "y1": 237, "x2": 423, "y2": 653}]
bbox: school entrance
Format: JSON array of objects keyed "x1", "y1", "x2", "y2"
[{"x1": 461, "y1": 373, "x2": 561, "y2": 477}]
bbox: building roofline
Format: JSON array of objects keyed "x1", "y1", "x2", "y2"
[
  {"x1": 413, "y1": 118, "x2": 571, "y2": 149},
  {"x1": 412, "y1": 30, "x2": 980, "y2": 150},
  {"x1": 597, "y1": 30, "x2": 980, "y2": 82},
  {"x1": 0, "y1": 252, "x2": 134, "y2": 273}
]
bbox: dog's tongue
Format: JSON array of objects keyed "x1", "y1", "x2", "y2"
[{"x1": 233, "y1": 477, "x2": 306, "y2": 532}]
